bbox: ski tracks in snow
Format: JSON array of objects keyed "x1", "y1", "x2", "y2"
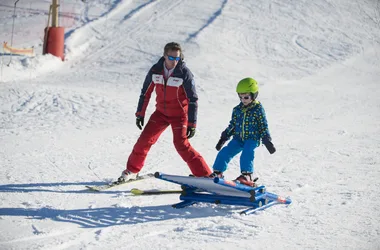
[
  {"x1": 66, "y1": 0, "x2": 181, "y2": 68},
  {"x1": 0, "y1": 86, "x2": 125, "y2": 131}
]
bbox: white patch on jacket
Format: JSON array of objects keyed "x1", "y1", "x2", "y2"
[
  {"x1": 167, "y1": 77, "x2": 183, "y2": 87},
  {"x1": 152, "y1": 74, "x2": 164, "y2": 84}
]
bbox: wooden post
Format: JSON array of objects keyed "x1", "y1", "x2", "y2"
[{"x1": 51, "y1": 0, "x2": 59, "y2": 27}]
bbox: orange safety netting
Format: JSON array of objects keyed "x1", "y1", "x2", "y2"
[{"x1": 3, "y1": 42, "x2": 34, "y2": 56}]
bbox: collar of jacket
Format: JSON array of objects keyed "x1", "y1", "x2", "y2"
[
  {"x1": 152, "y1": 57, "x2": 185, "y2": 75},
  {"x1": 239, "y1": 100, "x2": 259, "y2": 112}
]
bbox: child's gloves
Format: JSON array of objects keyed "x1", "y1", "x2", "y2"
[
  {"x1": 215, "y1": 131, "x2": 229, "y2": 151},
  {"x1": 262, "y1": 136, "x2": 276, "y2": 154},
  {"x1": 216, "y1": 138, "x2": 227, "y2": 151},
  {"x1": 136, "y1": 116, "x2": 144, "y2": 130}
]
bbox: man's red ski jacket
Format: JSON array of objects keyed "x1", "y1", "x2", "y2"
[{"x1": 135, "y1": 57, "x2": 199, "y2": 128}]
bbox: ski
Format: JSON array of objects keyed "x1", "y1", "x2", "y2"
[
  {"x1": 131, "y1": 188, "x2": 182, "y2": 195},
  {"x1": 85, "y1": 173, "x2": 155, "y2": 192}
]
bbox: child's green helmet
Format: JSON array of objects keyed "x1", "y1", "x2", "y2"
[{"x1": 236, "y1": 77, "x2": 259, "y2": 99}]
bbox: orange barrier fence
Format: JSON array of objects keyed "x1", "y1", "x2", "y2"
[{"x1": 3, "y1": 42, "x2": 34, "y2": 56}]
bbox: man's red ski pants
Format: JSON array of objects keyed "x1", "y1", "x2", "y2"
[{"x1": 126, "y1": 110, "x2": 212, "y2": 177}]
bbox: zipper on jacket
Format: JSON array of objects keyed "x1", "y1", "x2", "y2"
[
  {"x1": 240, "y1": 101, "x2": 258, "y2": 140},
  {"x1": 163, "y1": 81, "x2": 167, "y2": 114},
  {"x1": 242, "y1": 110, "x2": 246, "y2": 140},
  {"x1": 163, "y1": 72, "x2": 168, "y2": 115},
  {"x1": 163, "y1": 70, "x2": 175, "y2": 115}
]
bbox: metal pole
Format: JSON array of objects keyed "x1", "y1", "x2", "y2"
[
  {"x1": 6, "y1": 0, "x2": 20, "y2": 66},
  {"x1": 52, "y1": 0, "x2": 59, "y2": 27},
  {"x1": 9, "y1": 0, "x2": 20, "y2": 47},
  {"x1": 43, "y1": 5, "x2": 52, "y2": 55}
]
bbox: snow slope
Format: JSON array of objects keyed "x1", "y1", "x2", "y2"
[{"x1": 1, "y1": 0, "x2": 380, "y2": 249}]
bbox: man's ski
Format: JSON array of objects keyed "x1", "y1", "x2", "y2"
[
  {"x1": 85, "y1": 173, "x2": 155, "y2": 192},
  {"x1": 130, "y1": 188, "x2": 182, "y2": 195}
]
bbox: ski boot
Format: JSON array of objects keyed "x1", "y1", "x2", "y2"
[
  {"x1": 234, "y1": 172, "x2": 258, "y2": 187},
  {"x1": 117, "y1": 169, "x2": 138, "y2": 183},
  {"x1": 208, "y1": 170, "x2": 224, "y2": 179}
]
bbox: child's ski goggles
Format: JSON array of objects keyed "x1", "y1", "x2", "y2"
[{"x1": 239, "y1": 95, "x2": 251, "y2": 100}]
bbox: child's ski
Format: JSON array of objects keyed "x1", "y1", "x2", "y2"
[
  {"x1": 130, "y1": 188, "x2": 182, "y2": 195},
  {"x1": 85, "y1": 173, "x2": 155, "y2": 192}
]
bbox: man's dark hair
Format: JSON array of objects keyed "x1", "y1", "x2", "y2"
[{"x1": 163, "y1": 42, "x2": 184, "y2": 60}]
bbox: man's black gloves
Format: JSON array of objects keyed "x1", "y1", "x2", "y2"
[
  {"x1": 216, "y1": 131, "x2": 229, "y2": 151},
  {"x1": 262, "y1": 136, "x2": 276, "y2": 154},
  {"x1": 187, "y1": 126, "x2": 196, "y2": 139},
  {"x1": 136, "y1": 116, "x2": 144, "y2": 130}
]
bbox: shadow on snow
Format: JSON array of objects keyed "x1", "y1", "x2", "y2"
[
  {"x1": 0, "y1": 182, "x2": 238, "y2": 227},
  {"x1": 185, "y1": 0, "x2": 228, "y2": 42},
  {"x1": 0, "y1": 181, "x2": 132, "y2": 194},
  {"x1": 0, "y1": 204, "x2": 230, "y2": 228}
]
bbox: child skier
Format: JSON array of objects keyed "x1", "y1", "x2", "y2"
[{"x1": 209, "y1": 77, "x2": 276, "y2": 187}]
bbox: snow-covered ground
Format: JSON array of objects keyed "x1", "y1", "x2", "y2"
[{"x1": 1, "y1": 0, "x2": 380, "y2": 249}]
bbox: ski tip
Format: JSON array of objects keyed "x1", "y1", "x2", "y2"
[
  {"x1": 154, "y1": 172, "x2": 161, "y2": 178},
  {"x1": 131, "y1": 188, "x2": 143, "y2": 195}
]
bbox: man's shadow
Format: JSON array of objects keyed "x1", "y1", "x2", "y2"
[
  {"x1": 0, "y1": 182, "x2": 235, "y2": 228},
  {"x1": 0, "y1": 205, "x2": 229, "y2": 228},
  {"x1": 0, "y1": 181, "x2": 127, "y2": 194}
]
